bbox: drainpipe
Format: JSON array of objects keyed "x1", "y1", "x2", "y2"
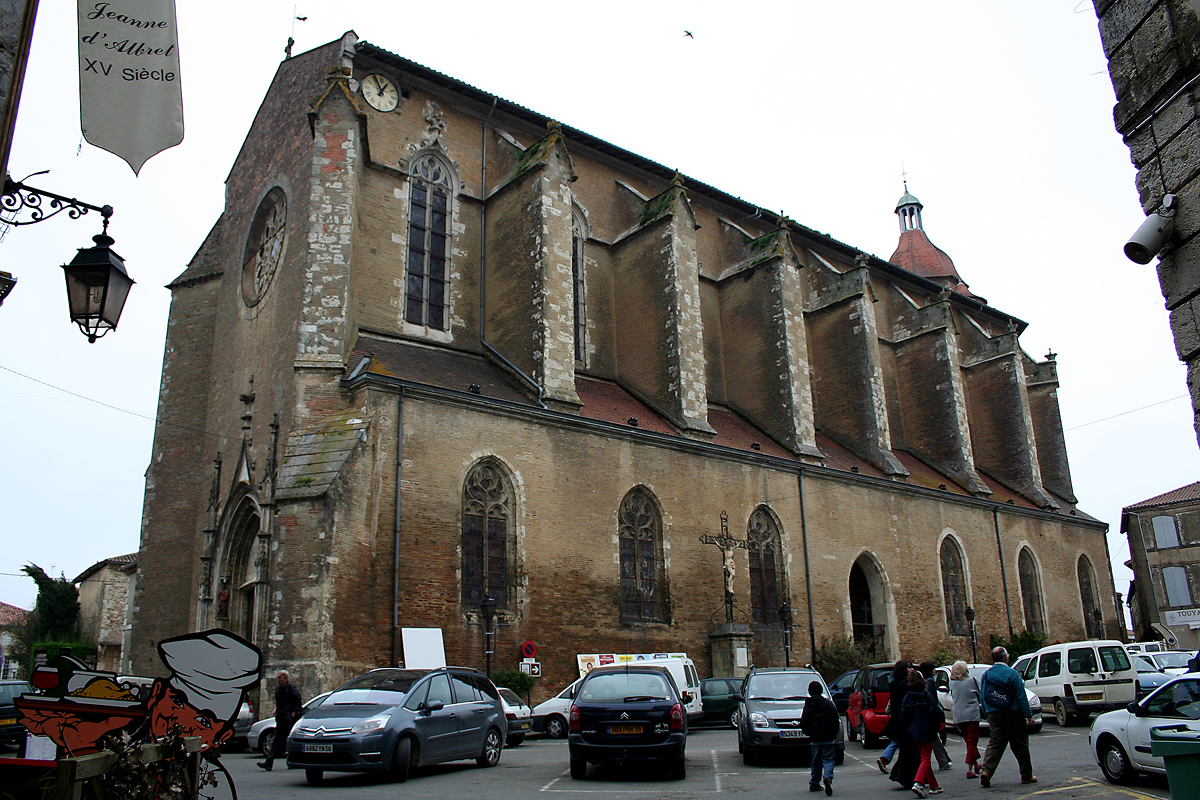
[
  {"x1": 798, "y1": 470, "x2": 817, "y2": 661},
  {"x1": 477, "y1": 97, "x2": 546, "y2": 408},
  {"x1": 392, "y1": 387, "x2": 406, "y2": 667},
  {"x1": 993, "y1": 507, "x2": 1015, "y2": 638}
]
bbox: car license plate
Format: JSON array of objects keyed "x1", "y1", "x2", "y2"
[
  {"x1": 780, "y1": 730, "x2": 803, "y2": 738},
  {"x1": 517, "y1": 720, "x2": 531, "y2": 730},
  {"x1": 0, "y1": 717, "x2": 16, "y2": 726},
  {"x1": 1077, "y1": 693, "x2": 1102, "y2": 702},
  {"x1": 608, "y1": 724, "x2": 642, "y2": 734},
  {"x1": 303, "y1": 744, "x2": 333, "y2": 753}
]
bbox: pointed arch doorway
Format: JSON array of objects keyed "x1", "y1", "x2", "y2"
[{"x1": 849, "y1": 555, "x2": 890, "y2": 661}]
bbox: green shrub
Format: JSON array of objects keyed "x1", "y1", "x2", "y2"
[
  {"x1": 491, "y1": 668, "x2": 536, "y2": 700},
  {"x1": 813, "y1": 635, "x2": 873, "y2": 682},
  {"x1": 988, "y1": 630, "x2": 1046, "y2": 659},
  {"x1": 928, "y1": 645, "x2": 959, "y2": 667}
]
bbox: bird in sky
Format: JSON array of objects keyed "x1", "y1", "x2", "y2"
[{"x1": 684, "y1": 30, "x2": 694, "y2": 38}]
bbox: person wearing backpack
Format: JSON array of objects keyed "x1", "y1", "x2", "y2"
[
  {"x1": 900, "y1": 668, "x2": 945, "y2": 798},
  {"x1": 978, "y1": 646, "x2": 1036, "y2": 787},
  {"x1": 801, "y1": 681, "x2": 840, "y2": 795}
]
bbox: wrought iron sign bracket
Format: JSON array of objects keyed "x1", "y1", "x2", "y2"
[{"x1": 2, "y1": 175, "x2": 113, "y2": 228}]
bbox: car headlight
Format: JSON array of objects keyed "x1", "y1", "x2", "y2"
[
  {"x1": 351, "y1": 717, "x2": 388, "y2": 734},
  {"x1": 750, "y1": 712, "x2": 770, "y2": 729}
]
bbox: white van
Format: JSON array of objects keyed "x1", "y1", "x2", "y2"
[
  {"x1": 1016, "y1": 639, "x2": 1136, "y2": 726},
  {"x1": 575, "y1": 653, "x2": 703, "y2": 723}
]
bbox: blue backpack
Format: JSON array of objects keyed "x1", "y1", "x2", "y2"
[{"x1": 982, "y1": 671, "x2": 1016, "y2": 711}]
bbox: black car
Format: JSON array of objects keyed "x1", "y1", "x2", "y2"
[
  {"x1": 287, "y1": 667, "x2": 506, "y2": 785},
  {"x1": 734, "y1": 666, "x2": 845, "y2": 766},
  {"x1": 827, "y1": 670, "x2": 858, "y2": 715},
  {"x1": 1, "y1": 680, "x2": 34, "y2": 749},
  {"x1": 567, "y1": 664, "x2": 688, "y2": 780}
]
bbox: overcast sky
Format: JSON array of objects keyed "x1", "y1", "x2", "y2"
[{"x1": 2, "y1": 1, "x2": 1195, "y2": 632}]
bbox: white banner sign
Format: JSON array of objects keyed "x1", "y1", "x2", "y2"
[
  {"x1": 1164, "y1": 607, "x2": 1200, "y2": 627},
  {"x1": 77, "y1": 1, "x2": 182, "y2": 174}
]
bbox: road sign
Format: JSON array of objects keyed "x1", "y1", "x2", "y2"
[
  {"x1": 519, "y1": 660, "x2": 542, "y2": 677},
  {"x1": 521, "y1": 640, "x2": 537, "y2": 658}
]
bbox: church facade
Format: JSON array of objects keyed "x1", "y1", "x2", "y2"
[{"x1": 129, "y1": 33, "x2": 1112, "y2": 698}]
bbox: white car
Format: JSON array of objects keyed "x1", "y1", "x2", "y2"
[
  {"x1": 1136, "y1": 651, "x2": 1195, "y2": 676},
  {"x1": 532, "y1": 677, "x2": 582, "y2": 739},
  {"x1": 1090, "y1": 673, "x2": 1200, "y2": 784},
  {"x1": 497, "y1": 687, "x2": 532, "y2": 746},
  {"x1": 933, "y1": 664, "x2": 1043, "y2": 733},
  {"x1": 247, "y1": 691, "x2": 330, "y2": 757}
]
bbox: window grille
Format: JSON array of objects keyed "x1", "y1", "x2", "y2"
[
  {"x1": 619, "y1": 488, "x2": 665, "y2": 622},
  {"x1": 406, "y1": 154, "x2": 451, "y2": 330},
  {"x1": 940, "y1": 538, "x2": 969, "y2": 636},
  {"x1": 748, "y1": 508, "x2": 783, "y2": 624},
  {"x1": 462, "y1": 460, "x2": 513, "y2": 610}
]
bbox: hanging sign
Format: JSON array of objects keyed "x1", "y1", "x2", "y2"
[{"x1": 77, "y1": 1, "x2": 183, "y2": 174}]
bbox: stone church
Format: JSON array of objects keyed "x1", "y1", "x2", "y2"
[{"x1": 129, "y1": 33, "x2": 1113, "y2": 697}]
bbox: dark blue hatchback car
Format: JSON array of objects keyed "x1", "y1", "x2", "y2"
[{"x1": 567, "y1": 664, "x2": 688, "y2": 780}]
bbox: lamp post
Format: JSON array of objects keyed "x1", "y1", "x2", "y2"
[
  {"x1": 966, "y1": 606, "x2": 977, "y2": 664},
  {"x1": 481, "y1": 596, "x2": 497, "y2": 677},
  {"x1": 779, "y1": 602, "x2": 794, "y2": 668}
]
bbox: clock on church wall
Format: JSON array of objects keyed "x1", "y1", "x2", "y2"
[
  {"x1": 241, "y1": 187, "x2": 288, "y2": 308},
  {"x1": 360, "y1": 72, "x2": 399, "y2": 112}
]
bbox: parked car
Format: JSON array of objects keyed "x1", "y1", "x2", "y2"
[
  {"x1": 532, "y1": 677, "x2": 582, "y2": 738},
  {"x1": 845, "y1": 663, "x2": 893, "y2": 748},
  {"x1": 827, "y1": 670, "x2": 858, "y2": 715},
  {"x1": 1090, "y1": 673, "x2": 1200, "y2": 784},
  {"x1": 1130, "y1": 657, "x2": 1172, "y2": 699},
  {"x1": 286, "y1": 667, "x2": 506, "y2": 785},
  {"x1": 1124, "y1": 642, "x2": 1165, "y2": 655},
  {"x1": 497, "y1": 687, "x2": 532, "y2": 746},
  {"x1": 0, "y1": 680, "x2": 34, "y2": 749},
  {"x1": 733, "y1": 666, "x2": 845, "y2": 766},
  {"x1": 698, "y1": 677, "x2": 741, "y2": 728},
  {"x1": 567, "y1": 663, "x2": 688, "y2": 780},
  {"x1": 931, "y1": 664, "x2": 1042, "y2": 733},
  {"x1": 1016, "y1": 640, "x2": 1137, "y2": 726},
  {"x1": 248, "y1": 691, "x2": 331, "y2": 757},
  {"x1": 232, "y1": 699, "x2": 256, "y2": 747},
  {"x1": 1136, "y1": 650, "x2": 1194, "y2": 676}
]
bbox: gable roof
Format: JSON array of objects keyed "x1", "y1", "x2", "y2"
[{"x1": 1124, "y1": 481, "x2": 1200, "y2": 511}]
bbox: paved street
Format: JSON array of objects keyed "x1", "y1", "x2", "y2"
[{"x1": 219, "y1": 723, "x2": 1175, "y2": 800}]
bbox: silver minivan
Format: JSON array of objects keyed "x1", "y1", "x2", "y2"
[{"x1": 1017, "y1": 639, "x2": 1136, "y2": 726}]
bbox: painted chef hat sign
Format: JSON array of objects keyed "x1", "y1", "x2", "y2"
[
  {"x1": 77, "y1": 1, "x2": 183, "y2": 174},
  {"x1": 15, "y1": 629, "x2": 262, "y2": 758}
]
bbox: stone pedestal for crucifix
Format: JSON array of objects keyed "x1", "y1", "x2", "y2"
[{"x1": 704, "y1": 511, "x2": 753, "y2": 678}]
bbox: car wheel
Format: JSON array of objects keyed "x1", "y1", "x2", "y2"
[
  {"x1": 570, "y1": 757, "x2": 587, "y2": 779},
  {"x1": 390, "y1": 737, "x2": 412, "y2": 783},
  {"x1": 846, "y1": 716, "x2": 857, "y2": 742},
  {"x1": 545, "y1": 715, "x2": 568, "y2": 739},
  {"x1": 1054, "y1": 699, "x2": 1069, "y2": 727},
  {"x1": 863, "y1": 726, "x2": 880, "y2": 749},
  {"x1": 506, "y1": 732, "x2": 526, "y2": 747},
  {"x1": 259, "y1": 730, "x2": 275, "y2": 758},
  {"x1": 835, "y1": 746, "x2": 845, "y2": 766},
  {"x1": 477, "y1": 727, "x2": 503, "y2": 767},
  {"x1": 1099, "y1": 737, "x2": 1137, "y2": 785},
  {"x1": 305, "y1": 769, "x2": 323, "y2": 785},
  {"x1": 728, "y1": 708, "x2": 739, "y2": 729},
  {"x1": 670, "y1": 756, "x2": 687, "y2": 780}
]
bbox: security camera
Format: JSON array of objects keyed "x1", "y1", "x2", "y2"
[{"x1": 1125, "y1": 194, "x2": 1177, "y2": 264}]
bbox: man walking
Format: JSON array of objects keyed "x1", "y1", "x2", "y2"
[
  {"x1": 802, "y1": 681, "x2": 840, "y2": 795},
  {"x1": 978, "y1": 647, "x2": 1036, "y2": 787},
  {"x1": 258, "y1": 670, "x2": 304, "y2": 771}
]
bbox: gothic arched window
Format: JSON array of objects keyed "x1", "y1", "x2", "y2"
[
  {"x1": 939, "y1": 537, "x2": 969, "y2": 636},
  {"x1": 1018, "y1": 547, "x2": 1046, "y2": 635},
  {"x1": 1078, "y1": 555, "x2": 1100, "y2": 637},
  {"x1": 572, "y1": 211, "x2": 587, "y2": 364},
  {"x1": 618, "y1": 488, "x2": 666, "y2": 623},
  {"x1": 462, "y1": 459, "x2": 514, "y2": 611},
  {"x1": 748, "y1": 507, "x2": 784, "y2": 624},
  {"x1": 406, "y1": 153, "x2": 453, "y2": 330}
]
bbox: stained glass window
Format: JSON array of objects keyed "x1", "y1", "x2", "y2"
[
  {"x1": 462, "y1": 460, "x2": 513, "y2": 610},
  {"x1": 619, "y1": 488, "x2": 665, "y2": 622},
  {"x1": 940, "y1": 538, "x2": 968, "y2": 636},
  {"x1": 748, "y1": 508, "x2": 783, "y2": 624},
  {"x1": 572, "y1": 213, "x2": 587, "y2": 364},
  {"x1": 1018, "y1": 547, "x2": 1046, "y2": 635},
  {"x1": 406, "y1": 154, "x2": 451, "y2": 330}
]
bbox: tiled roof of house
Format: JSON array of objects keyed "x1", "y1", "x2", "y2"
[
  {"x1": 1124, "y1": 481, "x2": 1200, "y2": 510},
  {"x1": 0, "y1": 601, "x2": 29, "y2": 627},
  {"x1": 72, "y1": 553, "x2": 138, "y2": 584}
]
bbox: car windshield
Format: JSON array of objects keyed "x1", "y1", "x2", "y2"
[
  {"x1": 579, "y1": 672, "x2": 672, "y2": 702},
  {"x1": 747, "y1": 673, "x2": 816, "y2": 700},
  {"x1": 0, "y1": 683, "x2": 31, "y2": 704},
  {"x1": 1154, "y1": 652, "x2": 1193, "y2": 669},
  {"x1": 498, "y1": 688, "x2": 524, "y2": 707},
  {"x1": 326, "y1": 670, "x2": 426, "y2": 706}
]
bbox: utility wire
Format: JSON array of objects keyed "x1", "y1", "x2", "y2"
[{"x1": 1066, "y1": 394, "x2": 1188, "y2": 431}]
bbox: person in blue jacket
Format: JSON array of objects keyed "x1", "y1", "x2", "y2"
[{"x1": 978, "y1": 646, "x2": 1036, "y2": 787}]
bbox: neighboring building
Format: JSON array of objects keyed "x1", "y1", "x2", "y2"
[
  {"x1": 1091, "y1": 1, "x2": 1200, "y2": 447},
  {"x1": 73, "y1": 554, "x2": 136, "y2": 673},
  {"x1": 1122, "y1": 481, "x2": 1200, "y2": 647},
  {"x1": 0, "y1": 601, "x2": 28, "y2": 679},
  {"x1": 130, "y1": 33, "x2": 1112, "y2": 699}
]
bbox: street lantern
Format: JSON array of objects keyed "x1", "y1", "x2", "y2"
[
  {"x1": 62, "y1": 221, "x2": 133, "y2": 343},
  {"x1": 965, "y1": 606, "x2": 977, "y2": 663},
  {"x1": 779, "y1": 602, "x2": 794, "y2": 668},
  {"x1": 481, "y1": 596, "x2": 498, "y2": 677}
]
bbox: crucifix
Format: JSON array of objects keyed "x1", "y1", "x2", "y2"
[{"x1": 699, "y1": 510, "x2": 749, "y2": 623}]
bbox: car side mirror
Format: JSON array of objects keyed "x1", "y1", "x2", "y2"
[
  {"x1": 423, "y1": 699, "x2": 445, "y2": 715},
  {"x1": 1127, "y1": 702, "x2": 1142, "y2": 715},
  {"x1": 732, "y1": 693, "x2": 745, "y2": 703}
]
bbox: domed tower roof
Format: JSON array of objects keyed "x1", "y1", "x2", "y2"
[{"x1": 889, "y1": 185, "x2": 984, "y2": 302}]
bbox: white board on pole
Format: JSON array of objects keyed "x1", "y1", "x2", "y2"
[{"x1": 401, "y1": 628, "x2": 447, "y2": 668}]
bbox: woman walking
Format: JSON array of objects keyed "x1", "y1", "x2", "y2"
[
  {"x1": 878, "y1": 660, "x2": 913, "y2": 773},
  {"x1": 900, "y1": 668, "x2": 945, "y2": 798},
  {"x1": 950, "y1": 660, "x2": 982, "y2": 778}
]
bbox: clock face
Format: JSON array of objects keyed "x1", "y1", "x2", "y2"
[{"x1": 361, "y1": 73, "x2": 399, "y2": 112}]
